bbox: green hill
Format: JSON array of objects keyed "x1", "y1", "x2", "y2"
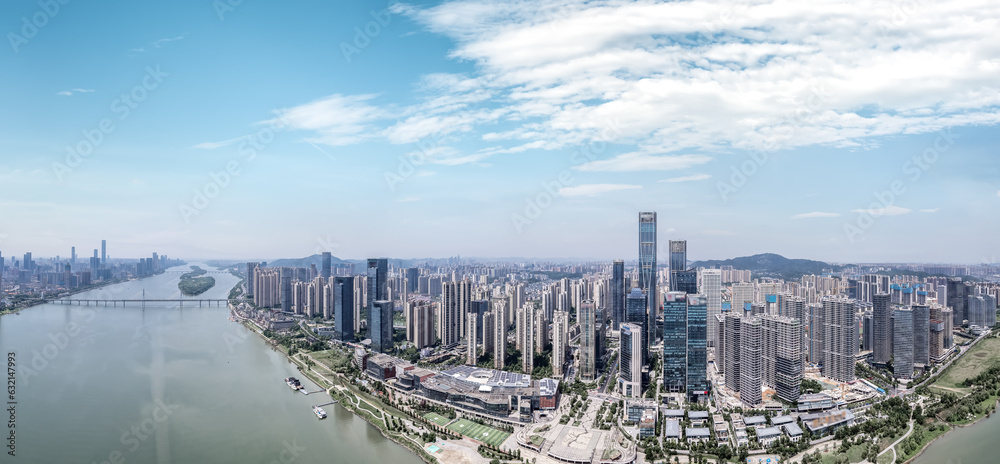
[{"x1": 691, "y1": 253, "x2": 842, "y2": 280}]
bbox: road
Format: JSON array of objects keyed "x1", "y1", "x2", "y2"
[
  {"x1": 599, "y1": 356, "x2": 619, "y2": 393},
  {"x1": 878, "y1": 419, "x2": 914, "y2": 464}
]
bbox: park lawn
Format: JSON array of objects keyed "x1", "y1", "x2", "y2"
[
  {"x1": 818, "y1": 443, "x2": 869, "y2": 464},
  {"x1": 446, "y1": 418, "x2": 511, "y2": 447},
  {"x1": 423, "y1": 412, "x2": 451, "y2": 427},
  {"x1": 932, "y1": 337, "x2": 1000, "y2": 392}
]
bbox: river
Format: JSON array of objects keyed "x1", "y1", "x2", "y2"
[
  {"x1": 910, "y1": 410, "x2": 997, "y2": 464},
  {"x1": 1, "y1": 264, "x2": 423, "y2": 464}
]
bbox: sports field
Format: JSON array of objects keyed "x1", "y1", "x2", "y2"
[
  {"x1": 932, "y1": 337, "x2": 1000, "y2": 394},
  {"x1": 446, "y1": 418, "x2": 510, "y2": 447},
  {"x1": 423, "y1": 412, "x2": 451, "y2": 426}
]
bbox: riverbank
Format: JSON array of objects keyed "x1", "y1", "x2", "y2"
[
  {"x1": 0, "y1": 276, "x2": 134, "y2": 317},
  {"x1": 230, "y1": 304, "x2": 441, "y2": 464}
]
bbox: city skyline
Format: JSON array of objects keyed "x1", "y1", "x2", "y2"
[{"x1": 3, "y1": 0, "x2": 999, "y2": 262}]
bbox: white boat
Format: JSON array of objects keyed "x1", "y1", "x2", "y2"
[
  {"x1": 285, "y1": 377, "x2": 302, "y2": 390},
  {"x1": 313, "y1": 406, "x2": 327, "y2": 419}
]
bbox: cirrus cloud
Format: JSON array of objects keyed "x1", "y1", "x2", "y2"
[{"x1": 558, "y1": 183, "x2": 641, "y2": 197}]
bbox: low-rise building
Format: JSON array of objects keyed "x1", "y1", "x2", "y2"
[
  {"x1": 757, "y1": 426, "x2": 782, "y2": 446},
  {"x1": 639, "y1": 409, "x2": 657, "y2": 438},
  {"x1": 414, "y1": 366, "x2": 559, "y2": 422},
  {"x1": 686, "y1": 427, "x2": 711, "y2": 443},
  {"x1": 798, "y1": 393, "x2": 835, "y2": 412},
  {"x1": 743, "y1": 415, "x2": 767, "y2": 428},
  {"x1": 689, "y1": 410, "x2": 710, "y2": 425},
  {"x1": 783, "y1": 423, "x2": 803, "y2": 442},
  {"x1": 800, "y1": 409, "x2": 855, "y2": 437},
  {"x1": 770, "y1": 415, "x2": 795, "y2": 427},
  {"x1": 664, "y1": 419, "x2": 682, "y2": 442},
  {"x1": 734, "y1": 429, "x2": 749, "y2": 447}
]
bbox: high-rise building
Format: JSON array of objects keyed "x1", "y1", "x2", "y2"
[
  {"x1": 946, "y1": 277, "x2": 967, "y2": 325},
  {"x1": 580, "y1": 300, "x2": 597, "y2": 382},
  {"x1": 440, "y1": 281, "x2": 463, "y2": 346},
  {"x1": 611, "y1": 260, "x2": 625, "y2": 330},
  {"x1": 912, "y1": 304, "x2": 929, "y2": 366},
  {"x1": 700, "y1": 269, "x2": 722, "y2": 347},
  {"x1": 639, "y1": 212, "x2": 658, "y2": 346},
  {"x1": 482, "y1": 311, "x2": 495, "y2": 357},
  {"x1": 407, "y1": 301, "x2": 435, "y2": 349},
  {"x1": 552, "y1": 311, "x2": 568, "y2": 377},
  {"x1": 620, "y1": 323, "x2": 643, "y2": 398},
  {"x1": 808, "y1": 303, "x2": 824, "y2": 365},
  {"x1": 872, "y1": 293, "x2": 892, "y2": 365},
  {"x1": 406, "y1": 267, "x2": 419, "y2": 293},
  {"x1": 467, "y1": 314, "x2": 479, "y2": 365},
  {"x1": 367, "y1": 258, "x2": 388, "y2": 326},
  {"x1": 101, "y1": 240, "x2": 106, "y2": 266},
  {"x1": 668, "y1": 239, "x2": 687, "y2": 293},
  {"x1": 333, "y1": 276, "x2": 355, "y2": 342},
  {"x1": 625, "y1": 287, "x2": 648, "y2": 366},
  {"x1": 894, "y1": 307, "x2": 914, "y2": 379},
  {"x1": 518, "y1": 305, "x2": 535, "y2": 373},
  {"x1": 535, "y1": 309, "x2": 548, "y2": 354},
  {"x1": 662, "y1": 291, "x2": 687, "y2": 392},
  {"x1": 321, "y1": 252, "x2": 332, "y2": 279},
  {"x1": 731, "y1": 283, "x2": 754, "y2": 312},
  {"x1": 280, "y1": 267, "x2": 293, "y2": 313},
  {"x1": 70, "y1": 247, "x2": 76, "y2": 266},
  {"x1": 723, "y1": 313, "x2": 742, "y2": 394},
  {"x1": 821, "y1": 297, "x2": 857, "y2": 383},
  {"x1": 686, "y1": 295, "x2": 709, "y2": 402},
  {"x1": 493, "y1": 298, "x2": 509, "y2": 370},
  {"x1": 761, "y1": 314, "x2": 803, "y2": 402},
  {"x1": 740, "y1": 317, "x2": 763, "y2": 407},
  {"x1": 370, "y1": 300, "x2": 393, "y2": 353}
]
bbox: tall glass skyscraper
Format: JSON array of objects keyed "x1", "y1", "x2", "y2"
[
  {"x1": 366, "y1": 258, "x2": 388, "y2": 327},
  {"x1": 321, "y1": 252, "x2": 332, "y2": 279},
  {"x1": 662, "y1": 291, "x2": 688, "y2": 392},
  {"x1": 638, "y1": 212, "x2": 657, "y2": 346},
  {"x1": 371, "y1": 300, "x2": 393, "y2": 353},
  {"x1": 686, "y1": 294, "x2": 709, "y2": 402},
  {"x1": 333, "y1": 276, "x2": 355, "y2": 342},
  {"x1": 611, "y1": 260, "x2": 625, "y2": 330},
  {"x1": 625, "y1": 287, "x2": 649, "y2": 366},
  {"x1": 668, "y1": 240, "x2": 686, "y2": 292}
]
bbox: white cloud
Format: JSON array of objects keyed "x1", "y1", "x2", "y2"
[
  {"x1": 56, "y1": 88, "x2": 94, "y2": 96},
  {"x1": 793, "y1": 212, "x2": 840, "y2": 219},
  {"x1": 270, "y1": 94, "x2": 385, "y2": 146},
  {"x1": 851, "y1": 205, "x2": 912, "y2": 216},
  {"x1": 919, "y1": 208, "x2": 940, "y2": 213},
  {"x1": 996, "y1": 190, "x2": 1000, "y2": 197},
  {"x1": 131, "y1": 34, "x2": 186, "y2": 53},
  {"x1": 192, "y1": 135, "x2": 250, "y2": 150},
  {"x1": 575, "y1": 153, "x2": 711, "y2": 172},
  {"x1": 558, "y1": 183, "x2": 641, "y2": 197},
  {"x1": 660, "y1": 173, "x2": 712, "y2": 183}
]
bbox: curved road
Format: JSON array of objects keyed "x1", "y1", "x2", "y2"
[{"x1": 878, "y1": 419, "x2": 914, "y2": 464}]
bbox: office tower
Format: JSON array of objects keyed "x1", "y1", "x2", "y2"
[
  {"x1": 625, "y1": 287, "x2": 648, "y2": 366},
  {"x1": 101, "y1": 240, "x2": 106, "y2": 266},
  {"x1": 985, "y1": 294, "x2": 997, "y2": 328},
  {"x1": 662, "y1": 291, "x2": 688, "y2": 392},
  {"x1": 912, "y1": 304, "x2": 929, "y2": 366},
  {"x1": 862, "y1": 312, "x2": 874, "y2": 352},
  {"x1": 700, "y1": 269, "x2": 722, "y2": 347},
  {"x1": 872, "y1": 293, "x2": 892, "y2": 365},
  {"x1": 638, "y1": 212, "x2": 657, "y2": 347},
  {"x1": 686, "y1": 295, "x2": 709, "y2": 402},
  {"x1": 493, "y1": 298, "x2": 509, "y2": 370},
  {"x1": 552, "y1": 311, "x2": 567, "y2": 377},
  {"x1": 535, "y1": 309, "x2": 548, "y2": 354},
  {"x1": 440, "y1": 281, "x2": 463, "y2": 346},
  {"x1": 371, "y1": 300, "x2": 393, "y2": 353},
  {"x1": 762, "y1": 314, "x2": 803, "y2": 402},
  {"x1": 611, "y1": 260, "x2": 625, "y2": 330},
  {"x1": 406, "y1": 301, "x2": 435, "y2": 349},
  {"x1": 580, "y1": 300, "x2": 597, "y2": 381},
  {"x1": 366, "y1": 259, "x2": 388, "y2": 325},
  {"x1": 280, "y1": 267, "x2": 293, "y2": 313},
  {"x1": 822, "y1": 297, "x2": 857, "y2": 383},
  {"x1": 333, "y1": 276, "x2": 355, "y2": 342},
  {"x1": 740, "y1": 317, "x2": 763, "y2": 407},
  {"x1": 320, "y1": 252, "x2": 331, "y2": 279},
  {"x1": 467, "y1": 314, "x2": 479, "y2": 365},
  {"x1": 70, "y1": 247, "x2": 76, "y2": 266},
  {"x1": 668, "y1": 240, "x2": 687, "y2": 292},
  {"x1": 246, "y1": 262, "x2": 260, "y2": 295},
  {"x1": 946, "y1": 277, "x2": 966, "y2": 325},
  {"x1": 518, "y1": 305, "x2": 535, "y2": 373},
  {"x1": 894, "y1": 307, "x2": 914, "y2": 379},
  {"x1": 23, "y1": 252, "x2": 32, "y2": 271},
  {"x1": 723, "y1": 313, "x2": 742, "y2": 393},
  {"x1": 406, "y1": 267, "x2": 419, "y2": 293},
  {"x1": 620, "y1": 323, "x2": 643, "y2": 398},
  {"x1": 731, "y1": 283, "x2": 754, "y2": 311}
]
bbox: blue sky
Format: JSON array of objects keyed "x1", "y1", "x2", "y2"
[{"x1": 1, "y1": 0, "x2": 998, "y2": 263}]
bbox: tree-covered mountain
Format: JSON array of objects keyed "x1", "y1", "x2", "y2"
[{"x1": 691, "y1": 253, "x2": 842, "y2": 279}]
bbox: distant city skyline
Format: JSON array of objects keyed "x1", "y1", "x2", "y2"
[{"x1": 2, "y1": 0, "x2": 998, "y2": 263}]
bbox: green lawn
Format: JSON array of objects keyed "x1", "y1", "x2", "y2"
[
  {"x1": 933, "y1": 337, "x2": 1000, "y2": 393},
  {"x1": 446, "y1": 418, "x2": 511, "y2": 447},
  {"x1": 423, "y1": 412, "x2": 451, "y2": 427}
]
